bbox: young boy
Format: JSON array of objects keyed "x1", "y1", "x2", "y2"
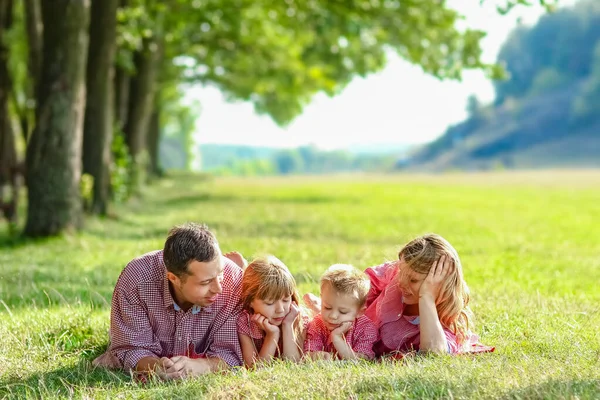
[{"x1": 303, "y1": 264, "x2": 379, "y2": 360}]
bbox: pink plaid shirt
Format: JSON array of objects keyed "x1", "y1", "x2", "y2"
[
  {"x1": 303, "y1": 314, "x2": 378, "y2": 359},
  {"x1": 364, "y1": 262, "x2": 460, "y2": 355},
  {"x1": 93, "y1": 250, "x2": 243, "y2": 370},
  {"x1": 237, "y1": 310, "x2": 310, "y2": 357}
]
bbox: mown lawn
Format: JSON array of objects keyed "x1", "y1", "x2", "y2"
[{"x1": 1, "y1": 171, "x2": 599, "y2": 399}]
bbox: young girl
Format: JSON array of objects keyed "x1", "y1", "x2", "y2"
[
  {"x1": 237, "y1": 255, "x2": 308, "y2": 367},
  {"x1": 304, "y1": 234, "x2": 492, "y2": 356}
]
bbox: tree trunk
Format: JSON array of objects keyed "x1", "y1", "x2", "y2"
[
  {"x1": 147, "y1": 107, "x2": 161, "y2": 178},
  {"x1": 0, "y1": 0, "x2": 20, "y2": 227},
  {"x1": 82, "y1": 0, "x2": 118, "y2": 215},
  {"x1": 24, "y1": 0, "x2": 90, "y2": 237},
  {"x1": 114, "y1": 65, "x2": 130, "y2": 130},
  {"x1": 21, "y1": 0, "x2": 43, "y2": 143},
  {"x1": 24, "y1": 0, "x2": 42, "y2": 86},
  {"x1": 113, "y1": 0, "x2": 129, "y2": 131},
  {"x1": 124, "y1": 39, "x2": 160, "y2": 163}
]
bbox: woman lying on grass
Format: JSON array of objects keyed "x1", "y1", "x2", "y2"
[{"x1": 305, "y1": 233, "x2": 493, "y2": 357}]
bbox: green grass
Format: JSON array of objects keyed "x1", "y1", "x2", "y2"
[{"x1": 1, "y1": 171, "x2": 600, "y2": 399}]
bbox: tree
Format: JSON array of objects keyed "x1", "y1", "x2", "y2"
[
  {"x1": 0, "y1": 0, "x2": 20, "y2": 227},
  {"x1": 24, "y1": 0, "x2": 90, "y2": 236},
  {"x1": 82, "y1": 0, "x2": 119, "y2": 215},
  {"x1": 17, "y1": 0, "x2": 560, "y2": 236}
]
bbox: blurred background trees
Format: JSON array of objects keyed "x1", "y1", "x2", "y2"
[{"x1": 0, "y1": 0, "x2": 572, "y2": 237}]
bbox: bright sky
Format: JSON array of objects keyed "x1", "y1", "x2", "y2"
[{"x1": 185, "y1": 1, "x2": 575, "y2": 151}]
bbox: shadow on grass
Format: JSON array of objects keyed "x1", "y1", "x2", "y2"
[
  {"x1": 0, "y1": 230, "x2": 64, "y2": 250},
  {"x1": 0, "y1": 349, "x2": 133, "y2": 399},
  {"x1": 501, "y1": 379, "x2": 600, "y2": 399},
  {"x1": 352, "y1": 374, "x2": 600, "y2": 399},
  {"x1": 352, "y1": 374, "x2": 458, "y2": 399}
]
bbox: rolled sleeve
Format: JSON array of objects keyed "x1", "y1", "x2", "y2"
[
  {"x1": 109, "y1": 286, "x2": 162, "y2": 370},
  {"x1": 205, "y1": 304, "x2": 243, "y2": 366}
]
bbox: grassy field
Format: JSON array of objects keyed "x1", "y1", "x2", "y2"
[{"x1": 1, "y1": 171, "x2": 599, "y2": 399}]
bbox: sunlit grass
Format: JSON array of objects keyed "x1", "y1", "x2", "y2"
[{"x1": 1, "y1": 170, "x2": 599, "y2": 399}]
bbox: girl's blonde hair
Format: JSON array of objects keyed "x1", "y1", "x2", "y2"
[
  {"x1": 241, "y1": 255, "x2": 306, "y2": 352},
  {"x1": 241, "y1": 255, "x2": 300, "y2": 311},
  {"x1": 398, "y1": 234, "x2": 472, "y2": 345}
]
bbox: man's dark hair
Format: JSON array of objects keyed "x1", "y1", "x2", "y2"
[{"x1": 163, "y1": 222, "x2": 220, "y2": 276}]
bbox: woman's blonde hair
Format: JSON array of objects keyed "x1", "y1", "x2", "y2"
[{"x1": 398, "y1": 234, "x2": 472, "y2": 345}]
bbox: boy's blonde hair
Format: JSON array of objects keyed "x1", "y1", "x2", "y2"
[
  {"x1": 241, "y1": 255, "x2": 300, "y2": 312},
  {"x1": 320, "y1": 264, "x2": 370, "y2": 308},
  {"x1": 398, "y1": 233, "x2": 473, "y2": 345}
]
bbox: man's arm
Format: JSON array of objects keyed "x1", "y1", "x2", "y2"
[
  {"x1": 204, "y1": 258, "x2": 244, "y2": 367},
  {"x1": 108, "y1": 285, "x2": 164, "y2": 371}
]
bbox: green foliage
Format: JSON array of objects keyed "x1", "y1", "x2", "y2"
[
  {"x1": 110, "y1": 129, "x2": 133, "y2": 203},
  {"x1": 80, "y1": 173, "x2": 94, "y2": 209},
  {"x1": 5, "y1": 0, "x2": 34, "y2": 139},
  {"x1": 141, "y1": 0, "x2": 511, "y2": 127},
  {"x1": 1, "y1": 172, "x2": 600, "y2": 398},
  {"x1": 158, "y1": 85, "x2": 198, "y2": 171}
]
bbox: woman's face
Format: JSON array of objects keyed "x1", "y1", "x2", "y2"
[{"x1": 396, "y1": 258, "x2": 428, "y2": 305}]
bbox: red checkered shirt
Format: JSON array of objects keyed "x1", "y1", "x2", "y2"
[
  {"x1": 303, "y1": 314, "x2": 379, "y2": 359},
  {"x1": 364, "y1": 261, "x2": 460, "y2": 355},
  {"x1": 237, "y1": 309, "x2": 310, "y2": 358},
  {"x1": 93, "y1": 250, "x2": 243, "y2": 370}
]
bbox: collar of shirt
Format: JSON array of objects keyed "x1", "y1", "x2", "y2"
[
  {"x1": 173, "y1": 303, "x2": 204, "y2": 314},
  {"x1": 376, "y1": 279, "x2": 406, "y2": 325}
]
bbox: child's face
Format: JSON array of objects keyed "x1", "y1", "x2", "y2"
[
  {"x1": 396, "y1": 258, "x2": 428, "y2": 305},
  {"x1": 250, "y1": 296, "x2": 292, "y2": 326},
  {"x1": 320, "y1": 282, "x2": 363, "y2": 331}
]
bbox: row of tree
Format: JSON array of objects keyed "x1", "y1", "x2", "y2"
[
  {"x1": 210, "y1": 145, "x2": 399, "y2": 176},
  {"x1": 0, "y1": 0, "x2": 553, "y2": 237}
]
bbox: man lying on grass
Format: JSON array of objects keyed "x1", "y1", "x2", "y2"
[{"x1": 93, "y1": 223, "x2": 245, "y2": 380}]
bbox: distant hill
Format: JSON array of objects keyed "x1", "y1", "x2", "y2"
[
  {"x1": 199, "y1": 143, "x2": 411, "y2": 171},
  {"x1": 399, "y1": 0, "x2": 600, "y2": 171},
  {"x1": 401, "y1": 83, "x2": 600, "y2": 171},
  {"x1": 199, "y1": 144, "x2": 279, "y2": 170}
]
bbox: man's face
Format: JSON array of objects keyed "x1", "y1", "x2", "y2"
[
  {"x1": 319, "y1": 282, "x2": 363, "y2": 331},
  {"x1": 168, "y1": 257, "x2": 224, "y2": 308}
]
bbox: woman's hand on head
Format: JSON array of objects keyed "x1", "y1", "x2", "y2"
[
  {"x1": 251, "y1": 313, "x2": 280, "y2": 336},
  {"x1": 418, "y1": 255, "x2": 454, "y2": 303}
]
